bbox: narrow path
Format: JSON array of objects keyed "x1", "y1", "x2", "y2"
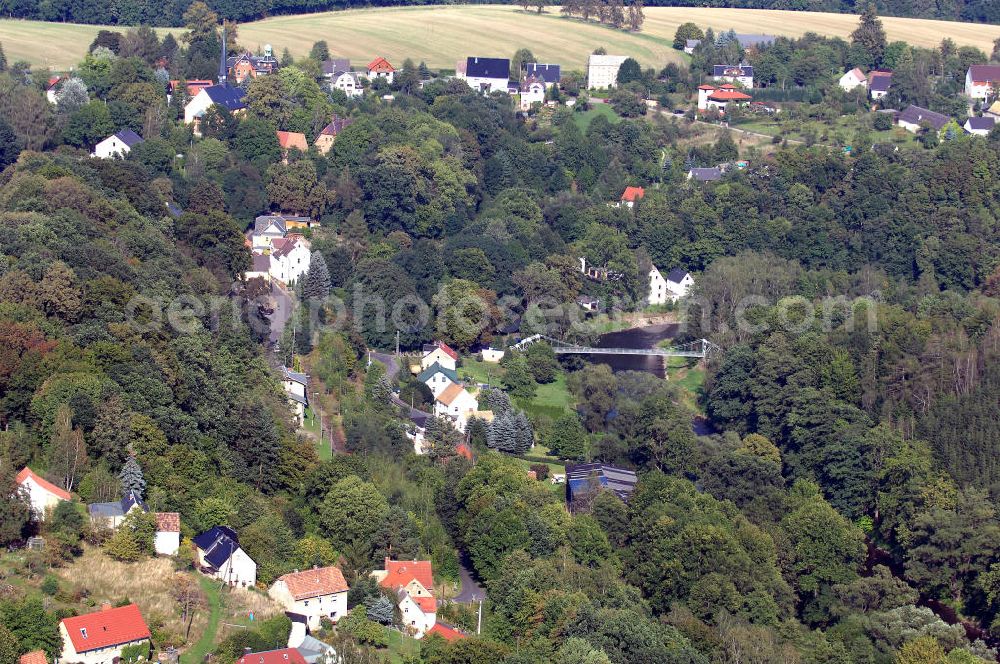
[
  {"x1": 182, "y1": 576, "x2": 222, "y2": 664},
  {"x1": 453, "y1": 553, "x2": 486, "y2": 603},
  {"x1": 370, "y1": 351, "x2": 432, "y2": 427}
]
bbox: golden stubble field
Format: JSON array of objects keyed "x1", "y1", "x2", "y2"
[{"x1": 0, "y1": 5, "x2": 997, "y2": 71}]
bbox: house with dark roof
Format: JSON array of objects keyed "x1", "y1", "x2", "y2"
[
  {"x1": 194, "y1": 526, "x2": 257, "y2": 587},
  {"x1": 88, "y1": 490, "x2": 147, "y2": 529},
  {"x1": 868, "y1": 71, "x2": 892, "y2": 100},
  {"x1": 525, "y1": 63, "x2": 561, "y2": 87},
  {"x1": 92, "y1": 130, "x2": 144, "y2": 159},
  {"x1": 897, "y1": 105, "x2": 950, "y2": 133},
  {"x1": 314, "y1": 114, "x2": 355, "y2": 155},
  {"x1": 688, "y1": 167, "x2": 723, "y2": 182},
  {"x1": 458, "y1": 57, "x2": 510, "y2": 94},
  {"x1": 269, "y1": 565, "x2": 349, "y2": 629},
  {"x1": 59, "y1": 604, "x2": 151, "y2": 664},
  {"x1": 666, "y1": 268, "x2": 694, "y2": 300},
  {"x1": 184, "y1": 85, "x2": 246, "y2": 133},
  {"x1": 281, "y1": 366, "x2": 309, "y2": 425},
  {"x1": 965, "y1": 116, "x2": 996, "y2": 136},
  {"x1": 683, "y1": 39, "x2": 702, "y2": 54},
  {"x1": 565, "y1": 463, "x2": 638, "y2": 510},
  {"x1": 227, "y1": 47, "x2": 279, "y2": 84},
  {"x1": 322, "y1": 58, "x2": 351, "y2": 80},
  {"x1": 712, "y1": 64, "x2": 753, "y2": 88},
  {"x1": 965, "y1": 64, "x2": 1000, "y2": 101},
  {"x1": 15, "y1": 467, "x2": 71, "y2": 521},
  {"x1": 418, "y1": 362, "x2": 460, "y2": 397}
]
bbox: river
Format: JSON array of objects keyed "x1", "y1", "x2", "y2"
[{"x1": 586, "y1": 322, "x2": 681, "y2": 378}]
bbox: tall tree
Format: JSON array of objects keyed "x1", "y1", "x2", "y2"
[
  {"x1": 48, "y1": 404, "x2": 87, "y2": 492},
  {"x1": 118, "y1": 455, "x2": 146, "y2": 499},
  {"x1": 0, "y1": 469, "x2": 31, "y2": 546},
  {"x1": 851, "y1": 1, "x2": 887, "y2": 68},
  {"x1": 303, "y1": 251, "x2": 332, "y2": 299}
]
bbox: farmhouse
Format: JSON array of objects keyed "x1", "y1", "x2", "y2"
[
  {"x1": 868, "y1": 71, "x2": 892, "y2": 100},
  {"x1": 194, "y1": 525, "x2": 257, "y2": 587},
  {"x1": 697, "y1": 84, "x2": 752, "y2": 113},
  {"x1": 619, "y1": 185, "x2": 644, "y2": 208},
  {"x1": 587, "y1": 54, "x2": 628, "y2": 90},
  {"x1": 281, "y1": 366, "x2": 309, "y2": 425},
  {"x1": 92, "y1": 130, "x2": 143, "y2": 159},
  {"x1": 184, "y1": 85, "x2": 246, "y2": 132},
  {"x1": 525, "y1": 63, "x2": 561, "y2": 86},
  {"x1": 839, "y1": 67, "x2": 867, "y2": 92},
  {"x1": 269, "y1": 565, "x2": 349, "y2": 629},
  {"x1": 965, "y1": 116, "x2": 996, "y2": 136},
  {"x1": 665, "y1": 268, "x2": 694, "y2": 300},
  {"x1": 519, "y1": 77, "x2": 546, "y2": 111},
  {"x1": 418, "y1": 362, "x2": 459, "y2": 398},
  {"x1": 421, "y1": 341, "x2": 459, "y2": 371},
  {"x1": 433, "y1": 383, "x2": 479, "y2": 430},
  {"x1": 371, "y1": 558, "x2": 437, "y2": 638},
  {"x1": 15, "y1": 467, "x2": 70, "y2": 521},
  {"x1": 154, "y1": 512, "x2": 180, "y2": 556},
  {"x1": 712, "y1": 64, "x2": 753, "y2": 88},
  {"x1": 59, "y1": 603, "x2": 151, "y2": 664},
  {"x1": 458, "y1": 57, "x2": 511, "y2": 94},
  {"x1": 367, "y1": 56, "x2": 396, "y2": 83},
  {"x1": 566, "y1": 463, "x2": 638, "y2": 510},
  {"x1": 897, "y1": 105, "x2": 950, "y2": 133},
  {"x1": 965, "y1": 64, "x2": 1000, "y2": 101},
  {"x1": 314, "y1": 115, "x2": 354, "y2": 155}
]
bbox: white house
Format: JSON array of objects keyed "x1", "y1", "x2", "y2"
[
  {"x1": 45, "y1": 76, "x2": 63, "y2": 104},
  {"x1": 420, "y1": 341, "x2": 459, "y2": 371},
  {"x1": 183, "y1": 85, "x2": 246, "y2": 127},
  {"x1": 194, "y1": 526, "x2": 257, "y2": 587},
  {"x1": 59, "y1": 604, "x2": 151, "y2": 664},
  {"x1": 88, "y1": 490, "x2": 146, "y2": 529},
  {"x1": 839, "y1": 67, "x2": 867, "y2": 92},
  {"x1": 367, "y1": 56, "x2": 396, "y2": 84},
  {"x1": 371, "y1": 559, "x2": 437, "y2": 639},
  {"x1": 712, "y1": 64, "x2": 753, "y2": 88},
  {"x1": 869, "y1": 71, "x2": 892, "y2": 100},
  {"x1": 458, "y1": 57, "x2": 510, "y2": 94},
  {"x1": 418, "y1": 362, "x2": 459, "y2": 398},
  {"x1": 92, "y1": 130, "x2": 144, "y2": 159},
  {"x1": 268, "y1": 236, "x2": 311, "y2": 285},
  {"x1": 683, "y1": 39, "x2": 701, "y2": 54},
  {"x1": 965, "y1": 65, "x2": 1000, "y2": 101},
  {"x1": 665, "y1": 268, "x2": 694, "y2": 301},
  {"x1": 281, "y1": 366, "x2": 309, "y2": 426},
  {"x1": 331, "y1": 70, "x2": 363, "y2": 97},
  {"x1": 525, "y1": 63, "x2": 561, "y2": 87},
  {"x1": 154, "y1": 512, "x2": 180, "y2": 556},
  {"x1": 15, "y1": 467, "x2": 71, "y2": 521},
  {"x1": 519, "y1": 77, "x2": 546, "y2": 111},
  {"x1": 965, "y1": 116, "x2": 996, "y2": 136},
  {"x1": 897, "y1": 105, "x2": 950, "y2": 134},
  {"x1": 647, "y1": 266, "x2": 668, "y2": 306},
  {"x1": 481, "y1": 348, "x2": 505, "y2": 363},
  {"x1": 269, "y1": 566, "x2": 349, "y2": 630},
  {"x1": 619, "y1": 186, "x2": 644, "y2": 209},
  {"x1": 697, "y1": 84, "x2": 752, "y2": 113},
  {"x1": 434, "y1": 384, "x2": 479, "y2": 431},
  {"x1": 587, "y1": 54, "x2": 628, "y2": 90}
]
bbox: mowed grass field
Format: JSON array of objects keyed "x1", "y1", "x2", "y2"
[{"x1": 1, "y1": 5, "x2": 998, "y2": 71}]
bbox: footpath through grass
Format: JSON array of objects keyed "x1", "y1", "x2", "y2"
[{"x1": 182, "y1": 577, "x2": 222, "y2": 664}]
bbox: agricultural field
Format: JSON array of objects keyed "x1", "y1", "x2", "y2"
[{"x1": 2, "y1": 5, "x2": 999, "y2": 72}]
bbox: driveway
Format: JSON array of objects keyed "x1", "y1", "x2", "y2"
[
  {"x1": 269, "y1": 283, "x2": 293, "y2": 345},
  {"x1": 454, "y1": 554, "x2": 486, "y2": 603},
  {"x1": 369, "y1": 352, "x2": 431, "y2": 427}
]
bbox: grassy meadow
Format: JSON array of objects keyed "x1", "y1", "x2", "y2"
[{"x1": 2, "y1": 5, "x2": 999, "y2": 72}]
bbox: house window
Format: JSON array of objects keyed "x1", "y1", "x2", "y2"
[
  {"x1": 81, "y1": 628, "x2": 88, "y2": 639},
  {"x1": 304, "y1": 601, "x2": 309, "y2": 606}
]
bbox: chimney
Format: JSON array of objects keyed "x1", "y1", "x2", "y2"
[
  {"x1": 313, "y1": 564, "x2": 318, "y2": 570},
  {"x1": 100, "y1": 602, "x2": 112, "y2": 612}
]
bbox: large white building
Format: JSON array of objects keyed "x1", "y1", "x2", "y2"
[
  {"x1": 194, "y1": 526, "x2": 257, "y2": 587},
  {"x1": 839, "y1": 67, "x2": 867, "y2": 92},
  {"x1": 269, "y1": 566, "x2": 350, "y2": 630},
  {"x1": 587, "y1": 54, "x2": 628, "y2": 90},
  {"x1": 965, "y1": 64, "x2": 1000, "y2": 101},
  {"x1": 59, "y1": 604, "x2": 150, "y2": 664},
  {"x1": 457, "y1": 57, "x2": 511, "y2": 94},
  {"x1": 15, "y1": 467, "x2": 71, "y2": 521},
  {"x1": 665, "y1": 268, "x2": 694, "y2": 301},
  {"x1": 268, "y1": 236, "x2": 311, "y2": 285}
]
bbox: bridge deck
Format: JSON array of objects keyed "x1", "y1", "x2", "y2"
[{"x1": 552, "y1": 347, "x2": 706, "y2": 357}]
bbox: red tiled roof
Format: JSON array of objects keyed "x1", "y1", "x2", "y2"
[
  {"x1": 428, "y1": 623, "x2": 466, "y2": 641},
  {"x1": 62, "y1": 604, "x2": 151, "y2": 654},
  {"x1": 20, "y1": 651, "x2": 48, "y2": 664},
  {"x1": 16, "y1": 467, "x2": 71, "y2": 501},
  {"x1": 276, "y1": 566, "x2": 349, "y2": 600},
  {"x1": 708, "y1": 90, "x2": 752, "y2": 101},
  {"x1": 155, "y1": 513, "x2": 180, "y2": 533},
  {"x1": 435, "y1": 341, "x2": 459, "y2": 361},
  {"x1": 238, "y1": 649, "x2": 307, "y2": 664},
  {"x1": 621, "y1": 186, "x2": 645, "y2": 202},
  {"x1": 697, "y1": 84, "x2": 716, "y2": 90},
  {"x1": 367, "y1": 56, "x2": 395, "y2": 73},
  {"x1": 380, "y1": 559, "x2": 433, "y2": 592},
  {"x1": 276, "y1": 131, "x2": 308, "y2": 152},
  {"x1": 412, "y1": 594, "x2": 437, "y2": 614}
]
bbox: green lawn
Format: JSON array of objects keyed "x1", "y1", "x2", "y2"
[
  {"x1": 735, "y1": 114, "x2": 925, "y2": 151},
  {"x1": 182, "y1": 577, "x2": 222, "y2": 664},
  {"x1": 383, "y1": 628, "x2": 421, "y2": 663},
  {"x1": 459, "y1": 356, "x2": 573, "y2": 421},
  {"x1": 301, "y1": 406, "x2": 331, "y2": 460},
  {"x1": 573, "y1": 103, "x2": 620, "y2": 130}
]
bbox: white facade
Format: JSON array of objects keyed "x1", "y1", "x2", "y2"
[
  {"x1": 269, "y1": 240, "x2": 311, "y2": 285},
  {"x1": 252, "y1": 221, "x2": 286, "y2": 251},
  {"x1": 647, "y1": 266, "x2": 668, "y2": 306},
  {"x1": 268, "y1": 582, "x2": 347, "y2": 630},
  {"x1": 16, "y1": 469, "x2": 69, "y2": 521},
  {"x1": 421, "y1": 347, "x2": 457, "y2": 371},
  {"x1": 666, "y1": 272, "x2": 694, "y2": 301},
  {"x1": 58, "y1": 625, "x2": 147, "y2": 664},
  {"x1": 331, "y1": 71, "x2": 363, "y2": 97},
  {"x1": 198, "y1": 545, "x2": 257, "y2": 587},
  {"x1": 965, "y1": 68, "x2": 1000, "y2": 101},
  {"x1": 481, "y1": 348, "x2": 505, "y2": 363},
  {"x1": 422, "y1": 369, "x2": 456, "y2": 398},
  {"x1": 462, "y1": 74, "x2": 508, "y2": 94},
  {"x1": 155, "y1": 531, "x2": 180, "y2": 556},
  {"x1": 434, "y1": 387, "x2": 479, "y2": 431},
  {"x1": 398, "y1": 590, "x2": 436, "y2": 638},
  {"x1": 839, "y1": 68, "x2": 867, "y2": 92},
  {"x1": 587, "y1": 54, "x2": 628, "y2": 90},
  {"x1": 92, "y1": 135, "x2": 134, "y2": 159},
  {"x1": 713, "y1": 68, "x2": 753, "y2": 89},
  {"x1": 183, "y1": 88, "x2": 215, "y2": 124},
  {"x1": 519, "y1": 81, "x2": 546, "y2": 111}
]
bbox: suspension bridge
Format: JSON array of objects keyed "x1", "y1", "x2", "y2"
[{"x1": 510, "y1": 335, "x2": 722, "y2": 359}]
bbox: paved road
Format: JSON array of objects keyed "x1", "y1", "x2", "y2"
[
  {"x1": 454, "y1": 554, "x2": 486, "y2": 603},
  {"x1": 369, "y1": 351, "x2": 431, "y2": 427},
  {"x1": 269, "y1": 284, "x2": 293, "y2": 345}
]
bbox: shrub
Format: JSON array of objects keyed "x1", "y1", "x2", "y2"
[
  {"x1": 40, "y1": 575, "x2": 59, "y2": 596},
  {"x1": 529, "y1": 463, "x2": 550, "y2": 481}
]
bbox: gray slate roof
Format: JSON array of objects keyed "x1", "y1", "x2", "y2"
[
  {"x1": 690, "y1": 167, "x2": 722, "y2": 181},
  {"x1": 898, "y1": 105, "x2": 950, "y2": 130},
  {"x1": 114, "y1": 129, "x2": 144, "y2": 148}
]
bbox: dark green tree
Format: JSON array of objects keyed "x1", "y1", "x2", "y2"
[
  {"x1": 303, "y1": 251, "x2": 332, "y2": 299},
  {"x1": 118, "y1": 455, "x2": 146, "y2": 499}
]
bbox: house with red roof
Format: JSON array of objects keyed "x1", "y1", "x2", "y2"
[
  {"x1": 238, "y1": 648, "x2": 307, "y2": 664},
  {"x1": 420, "y1": 341, "x2": 459, "y2": 372},
  {"x1": 314, "y1": 114, "x2": 354, "y2": 155},
  {"x1": 268, "y1": 565, "x2": 349, "y2": 629},
  {"x1": 427, "y1": 623, "x2": 467, "y2": 642},
  {"x1": 15, "y1": 467, "x2": 71, "y2": 521},
  {"x1": 367, "y1": 57, "x2": 396, "y2": 84},
  {"x1": 371, "y1": 558, "x2": 437, "y2": 638},
  {"x1": 697, "y1": 83, "x2": 752, "y2": 113},
  {"x1": 59, "y1": 604, "x2": 151, "y2": 664},
  {"x1": 19, "y1": 651, "x2": 48, "y2": 664},
  {"x1": 619, "y1": 186, "x2": 644, "y2": 209},
  {"x1": 276, "y1": 131, "x2": 308, "y2": 164}
]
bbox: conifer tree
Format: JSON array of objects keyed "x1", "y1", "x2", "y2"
[
  {"x1": 303, "y1": 251, "x2": 332, "y2": 299},
  {"x1": 119, "y1": 455, "x2": 146, "y2": 499}
]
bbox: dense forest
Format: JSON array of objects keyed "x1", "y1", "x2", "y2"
[
  {"x1": 2, "y1": 0, "x2": 999, "y2": 27},
  {"x1": 2, "y1": 3, "x2": 1000, "y2": 664}
]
